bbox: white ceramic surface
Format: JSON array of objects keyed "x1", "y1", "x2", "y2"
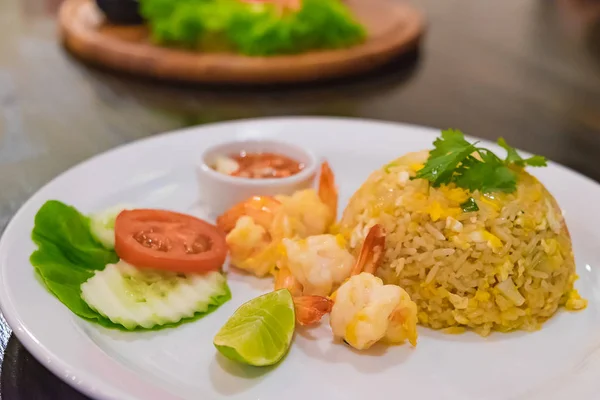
[
  {"x1": 196, "y1": 139, "x2": 318, "y2": 216},
  {"x1": 1, "y1": 118, "x2": 600, "y2": 400}
]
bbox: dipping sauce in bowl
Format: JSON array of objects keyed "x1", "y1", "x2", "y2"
[
  {"x1": 213, "y1": 152, "x2": 305, "y2": 179},
  {"x1": 197, "y1": 140, "x2": 318, "y2": 216}
]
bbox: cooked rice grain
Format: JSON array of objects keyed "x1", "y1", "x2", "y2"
[{"x1": 341, "y1": 150, "x2": 586, "y2": 336}]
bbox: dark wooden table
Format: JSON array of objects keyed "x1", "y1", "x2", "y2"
[{"x1": 2, "y1": 0, "x2": 600, "y2": 398}]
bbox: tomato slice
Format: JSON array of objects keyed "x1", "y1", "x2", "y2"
[{"x1": 114, "y1": 209, "x2": 227, "y2": 273}]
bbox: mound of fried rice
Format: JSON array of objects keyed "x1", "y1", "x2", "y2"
[{"x1": 340, "y1": 150, "x2": 587, "y2": 336}]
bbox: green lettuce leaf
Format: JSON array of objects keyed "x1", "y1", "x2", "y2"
[
  {"x1": 139, "y1": 0, "x2": 366, "y2": 56},
  {"x1": 30, "y1": 200, "x2": 231, "y2": 331}
]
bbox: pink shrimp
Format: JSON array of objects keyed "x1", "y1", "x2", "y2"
[
  {"x1": 275, "y1": 225, "x2": 386, "y2": 325},
  {"x1": 216, "y1": 162, "x2": 338, "y2": 277}
]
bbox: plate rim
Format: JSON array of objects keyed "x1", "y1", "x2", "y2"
[{"x1": 1, "y1": 116, "x2": 599, "y2": 400}]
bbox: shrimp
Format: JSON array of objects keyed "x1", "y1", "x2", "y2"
[
  {"x1": 275, "y1": 225, "x2": 385, "y2": 326},
  {"x1": 217, "y1": 161, "x2": 337, "y2": 236},
  {"x1": 328, "y1": 226, "x2": 418, "y2": 350},
  {"x1": 222, "y1": 215, "x2": 280, "y2": 277},
  {"x1": 351, "y1": 223, "x2": 385, "y2": 276},
  {"x1": 217, "y1": 162, "x2": 338, "y2": 277},
  {"x1": 275, "y1": 224, "x2": 386, "y2": 296},
  {"x1": 271, "y1": 161, "x2": 337, "y2": 238},
  {"x1": 279, "y1": 224, "x2": 418, "y2": 350},
  {"x1": 318, "y1": 161, "x2": 338, "y2": 227},
  {"x1": 274, "y1": 268, "x2": 334, "y2": 326},
  {"x1": 272, "y1": 233, "x2": 350, "y2": 325},
  {"x1": 216, "y1": 196, "x2": 280, "y2": 235},
  {"x1": 277, "y1": 235, "x2": 356, "y2": 297},
  {"x1": 329, "y1": 273, "x2": 418, "y2": 350},
  {"x1": 273, "y1": 234, "x2": 352, "y2": 325},
  {"x1": 274, "y1": 265, "x2": 303, "y2": 297},
  {"x1": 293, "y1": 296, "x2": 334, "y2": 326}
]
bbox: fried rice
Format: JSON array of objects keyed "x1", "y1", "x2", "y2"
[{"x1": 340, "y1": 150, "x2": 587, "y2": 336}]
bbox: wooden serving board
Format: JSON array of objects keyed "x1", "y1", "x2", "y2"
[{"x1": 59, "y1": 0, "x2": 425, "y2": 84}]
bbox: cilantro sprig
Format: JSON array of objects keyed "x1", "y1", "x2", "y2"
[
  {"x1": 460, "y1": 197, "x2": 479, "y2": 212},
  {"x1": 414, "y1": 129, "x2": 547, "y2": 193}
]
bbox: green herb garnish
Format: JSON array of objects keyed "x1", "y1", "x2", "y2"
[
  {"x1": 460, "y1": 197, "x2": 479, "y2": 212},
  {"x1": 139, "y1": 0, "x2": 366, "y2": 56},
  {"x1": 497, "y1": 138, "x2": 548, "y2": 167},
  {"x1": 415, "y1": 129, "x2": 547, "y2": 193}
]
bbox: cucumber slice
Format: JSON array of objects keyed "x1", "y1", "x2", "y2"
[
  {"x1": 80, "y1": 260, "x2": 229, "y2": 330},
  {"x1": 89, "y1": 204, "x2": 132, "y2": 249}
]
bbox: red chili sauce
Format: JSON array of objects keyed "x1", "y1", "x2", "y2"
[{"x1": 230, "y1": 152, "x2": 304, "y2": 179}]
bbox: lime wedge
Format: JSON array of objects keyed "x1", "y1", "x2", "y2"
[{"x1": 214, "y1": 289, "x2": 295, "y2": 367}]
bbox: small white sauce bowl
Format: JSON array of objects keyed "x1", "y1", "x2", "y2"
[{"x1": 196, "y1": 140, "x2": 319, "y2": 217}]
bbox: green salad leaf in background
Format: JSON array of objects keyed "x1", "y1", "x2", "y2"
[
  {"x1": 30, "y1": 200, "x2": 231, "y2": 331},
  {"x1": 139, "y1": 0, "x2": 367, "y2": 56}
]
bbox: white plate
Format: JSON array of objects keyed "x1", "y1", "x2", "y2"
[{"x1": 1, "y1": 117, "x2": 600, "y2": 400}]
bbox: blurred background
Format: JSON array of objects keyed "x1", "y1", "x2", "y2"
[
  {"x1": 1, "y1": 0, "x2": 600, "y2": 397},
  {"x1": 0, "y1": 0, "x2": 599, "y2": 231}
]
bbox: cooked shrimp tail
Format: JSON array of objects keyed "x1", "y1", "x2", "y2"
[
  {"x1": 351, "y1": 224, "x2": 386, "y2": 276},
  {"x1": 293, "y1": 295, "x2": 334, "y2": 326},
  {"x1": 389, "y1": 305, "x2": 419, "y2": 347},
  {"x1": 216, "y1": 196, "x2": 280, "y2": 233},
  {"x1": 274, "y1": 267, "x2": 303, "y2": 297},
  {"x1": 318, "y1": 162, "x2": 338, "y2": 224}
]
